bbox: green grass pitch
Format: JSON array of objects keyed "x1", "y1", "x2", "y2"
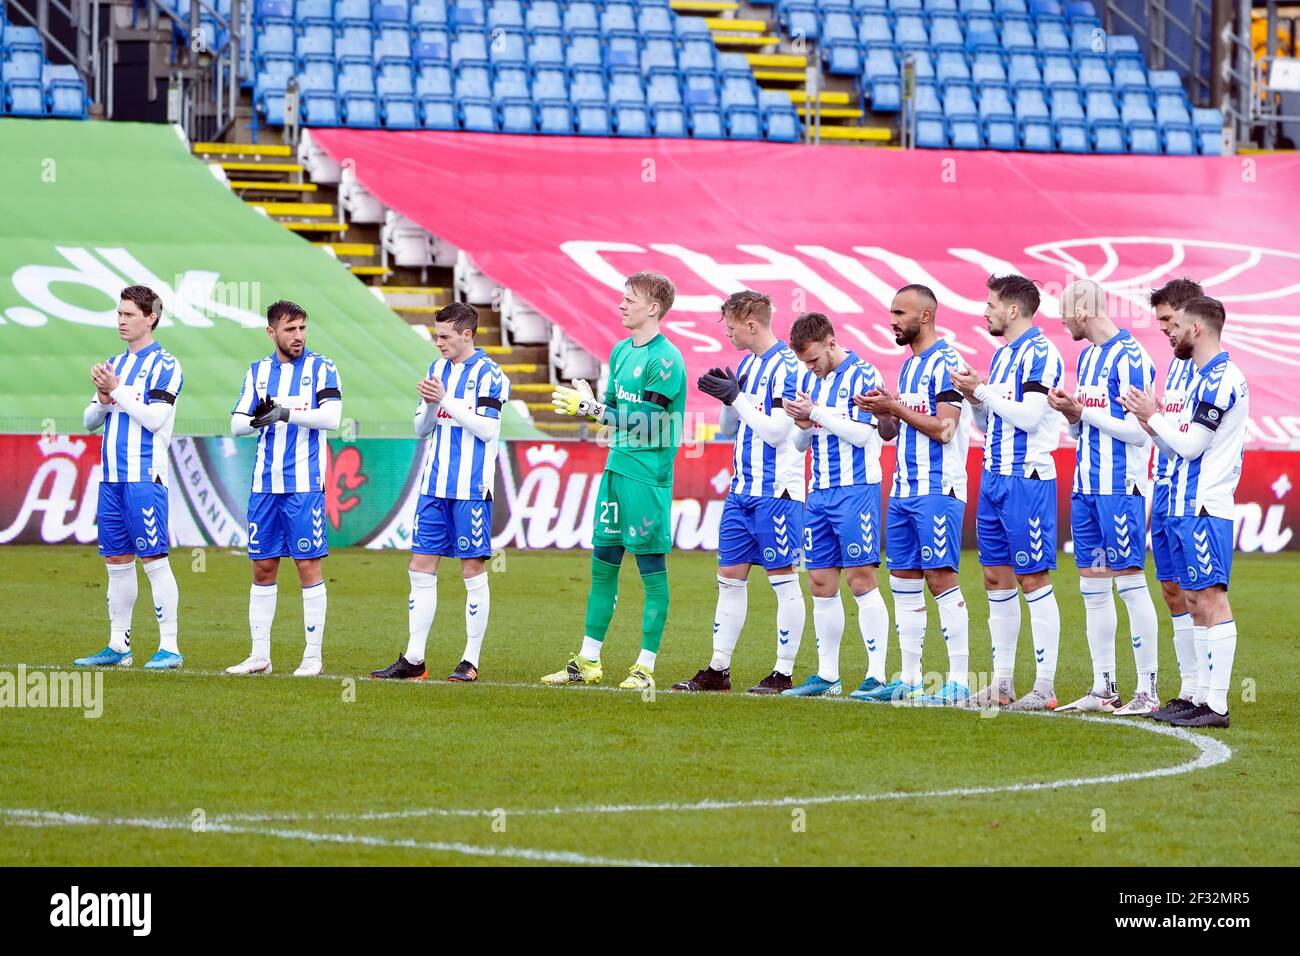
[{"x1": 1, "y1": 545, "x2": 1295, "y2": 866}]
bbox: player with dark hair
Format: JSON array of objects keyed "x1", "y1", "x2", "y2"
[
  {"x1": 1120, "y1": 296, "x2": 1246, "y2": 728},
  {"x1": 75, "y1": 286, "x2": 185, "y2": 670},
  {"x1": 542, "y1": 271, "x2": 686, "y2": 690},
  {"x1": 1143, "y1": 278, "x2": 1204, "y2": 720},
  {"x1": 371, "y1": 301, "x2": 509, "y2": 683},
  {"x1": 226, "y1": 300, "x2": 343, "y2": 677}
]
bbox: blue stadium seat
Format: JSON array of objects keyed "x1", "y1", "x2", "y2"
[
  {"x1": 683, "y1": 70, "x2": 719, "y2": 107},
  {"x1": 1015, "y1": 85, "x2": 1052, "y2": 150},
  {"x1": 416, "y1": 63, "x2": 452, "y2": 97},
  {"x1": 965, "y1": 15, "x2": 999, "y2": 49},
  {"x1": 930, "y1": 14, "x2": 963, "y2": 48},
  {"x1": 297, "y1": 22, "x2": 334, "y2": 60},
  {"x1": 6, "y1": 78, "x2": 44, "y2": 115},
  {"x1": 1192, "y1": 107, "x2": 1223, "y2": 155},
  {"x1": 536, "y1": 100, "x2": 573, "y2": 133},
  {"x1": 526, "y1": 1, "x2": 561, "y2": 33},
  {"x1": 1162, "y1": 125, "x2": 1194, "y2": 155},
  {"x1": 257, "y1": 87, "x2": 288, "y2": 124},
  {"x1": 1077, "y1": 55, "x2": 1111, "y2": 89},
  {"x1": 1120, "y1": 88, "x2": 1153, "y2": 124},
  {"x1": 1113, "y1": 60, "x2": 1148, "y2": 91},
  {"x1": 413, "y1": 26, "x2": 449, "y2": 61},
  {"x1": 451, "y1": 31, "x2": 488, "y2": 67},
  {"x1": 1042, "y1": 54, "x2": 1076, "y2": 88},
  {"x1": 726, "y1": 105, "x2": 762, "y2": 139},
  {"x1": 613, "y1": 102, "x2": 650, "y2": 135},
  {"x1": 375, "y1": 24, "x2": 412, "y2": 62},
  {"x1": 823, "y1": 12, "x2": 857, "y2": 45},
  {"x1": 254, "y1": 19, "x2": 295, "y2": 58},
  {"x1": 608, "y1": 68, "x2": 645, "y2": 104},
  {"x1": 999, "y1": 16, "x2": 1034, "y2": 52},
  {"x1": 870, "y1": 78, "x2": 902, "y2": 111},
  {"x1": 1155, "y1": 91, "x2": 1190, "y2": 125},
  {"x1": 864, "y1": 45, "x2": 897, "y2": 81},
  {"x1": 638, "y1": 5, "x2": 675, "y2": 37},
  {"x1": 1106, "y1": 34, "x2": 1143, "y2": 63},
  {"x1": 566, "y1": 34, "x2": 603, "y2": 70},
  {"x1": 1007, "y1": 52, "x2": 1040, "y2": 87},
  {"x1": 337, "y1": 56, "x2": 375, "y2": 95},
  {"x1": 679, "y1": 38, "x2": 715, "y2": 72},
  {"x1": 894, "y1": 14, "x2": 928, "y2": 47},
  {"x1": 1085, "y1": 88, "x2": 1121, "y2": 151},
  {"x1": 971, "y1": 49, "x2": 1006, "y2": 86},
  {"x1": 453, "y1": 64, "x2": 490, "y2": 100},
  {"x1": 564, "y1": 2, "x2": 600, "y2": 35},
  {"x1": 1070, "y1": 19, "x2": 1104, "y2": 54},
  {"x1": 647, "y1": 70, "x2": 681, "y2": 106},
  {"x1": 675, "y1": 15, "x2": 712, "y2": 40},
  {"x1": 1050, "y1": 87, "x2": 1087, "y2": 150},
  {"x1": 341, "y1": 91, "x2": 380, "y2": 127},
  {"x1": 488, "y1": 0, "x2": 524, "y2": 32},
  {"x1": 979, "y1": 83, "x2": 1017, "y2": 148},
  {"x1": 295, "y1": 0, "x2": 330, "y2": 21},
  {"x1": 493, "y1": 65, "x2": 529, "y2": 100},
  {"x1": 299, "y1": 55, "x2": 336, "y2": 92},
  {"x1": 783, "y1": 4, "x2": 820, "y2": 43},
  {"x1": 570, "y1": 66, "x2": 606, "y2": 103},
  {"x1": 824, "y1": 41, "x2": 861, "y2": 75},
  {"x1": 254, "y1": 0, "x2": 292, "y2": 19},
  {"x1": 301, "y1": 90, "x2": 339, "y2": 126},
  {"x1": 960, "y1": 0, "x2": 993, "y2": 11},
  {"x1": 945, "y1": 83, "x2": 981, "y2": 147},
  {"x1": 498, "y1": 98, "x2": 536, "y2": 132},
  {"x1": 381, "y1": 93, "x2": 419, "y2": 127},
  {"x1": 652, "y1": 103, "x2": 687, "y2": 136},
  {"x1": 995, "y1": 0, "x2": 1028, "y2": 12},
  {"x1": 1127, "y1": 122, "x2": 1159, "y2": 153},
  {"x1": 336, "y1": 22, "x2": 375, "y2": 60},
  {"x1": 527, "y1": 32, "x2": 563, "y2": 67},
  {"x1": 859, "y1": 14, "x2": 892, "y2": 45},
  {"x1": 374, "y1": 1, "x2": 411, "y2": 24},
  {"x1": 1028, "y1": 0, "x2": 1060, "y2": 13},
  {"x1": 419, "y1": 94, "x2": 456, "y2": 128},
  {"x1": 891, "y1": 0, "x2": 924, "y2": 11},
  {"x1": 1149, "y1": 69, "x2": 1182, "y2": 91},
  {"x1": 450, "y1": 1, "x2": 486, "y2": 29},
  {"x1": 334, "y1": 0, "x2": 369, "y2": 20},
  {"x1": 601, "y1": 3, "x2": 637, "y2": 36},
  {"x1": 925, "y1": 0, "x2": 959, "y2": 11},
  {"x1": 604, "y1": 34, "x2": 639, "y2": 69},
  {"x1": 459, "y1": 97, "x2": 497, "y2": 131},
  {"x1": 490, "y1": 30, "x2": 526, "y2": 67},
  {"x1": 936, "y1": 49, "x2": 970, "y2": 84},
  {"x1": 1035, "y1": 17, "x2": 1070, "y2": 54},
  {"x1": 689, "y1": 105, "x2": 724, "y2": 138},
  {"x1": 413, "y1": 0, "x2": 449, "y2": 25},
  {"x1": 914, "y1": 82, "x2": 946, "y2": 147},
  {"x1": 575, "y1": 102, "x2": 611, "y2": 134},
  {"x1": 1066, "y1": 0, "x2": 1097, "y2": 16},
  {"x1": 905, "y1": 48, "x2": 935, "y2": 80},
  {"x1": 759, "y1": 89, "x2": 799, "y2": 141},
  {"x1": 531, "y1": 65, "x2": 567, "y2": 100}
]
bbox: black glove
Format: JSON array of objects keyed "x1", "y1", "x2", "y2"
[
  {"x1": 698, "y1": 366, "x2": 740, "y2": 405},
  {"x1": 251, "y1": 401, "x2": 291, "y2": 429},
  {"x1": 250, "y1": 394, "x2": 275, "y2": 420}
]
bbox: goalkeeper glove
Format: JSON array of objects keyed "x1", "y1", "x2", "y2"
[
  {"x1": 551, "y1": 379, "x2": 608, "y2": 421},
  {"x1": 251, "y1": 399, "x2": 291, "y2": 429}
]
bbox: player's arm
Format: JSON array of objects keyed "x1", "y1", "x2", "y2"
[
  {"x1": 1140, "y1": 381, "x2": 1230, "y2": 462},
  {"x1": 974, "y1": 386, "x2": 1051, "y2": 432},
  {"x1": 717, "y1": 405, "x2": 739, "y2": 439},
  {"x1": 108, "y1": 364, "x2": 179, "y2": 434},
  {"x1": 853, "y1": 366, "x2": 898, "y2": 442},
  {"x1": 440, "y1": 367, "x2": 508, "y2": 441},
  {"x1": 230, "y1": 365, "x2": 260, "y2": 436},
  {"x1": 808, "y1": 401, "x2": 879, "y2": 448},
  {"x1": 792, "y1": 426, "x2": 814, "y2": 452},
  {"x1": 415, "y1": 362, "x2": 442, "y2": 437},
  {"x1": 701, "y1": 363, "x2": 794, "y2": 447},
  {"x1": 1082, "y1": 353, "x2": 1151, "y2": 446},
  {"x1": 893, "y1": 397, "x2": 961, "y2": 443},
  {"x1": 84, "y1": 389, "x2": 110, "y2": 432}
]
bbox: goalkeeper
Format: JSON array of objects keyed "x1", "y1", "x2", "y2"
[{"x1": 541, "y1": 272, "x2": 686, "y2": 690}]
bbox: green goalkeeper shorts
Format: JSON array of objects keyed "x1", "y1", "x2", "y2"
[{"x1": 592, "y1": 469, "x2": 673, "y2": 555}]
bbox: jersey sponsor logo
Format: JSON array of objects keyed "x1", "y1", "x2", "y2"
[
  {"x1": 615, "y1": 383, "x2": 643, "y2": 404},
  {"x1": 1079, "y1": 394, "x2": 1109, "y2": 409}
]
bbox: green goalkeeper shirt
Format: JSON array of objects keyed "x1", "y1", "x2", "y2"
[{"x1": 601, "y1": 332, "x2": 686, "y2": 488}]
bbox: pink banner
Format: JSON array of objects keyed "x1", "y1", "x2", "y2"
[{"x1": 313, "y1": 130, "x2": 1300, "y2": 446}]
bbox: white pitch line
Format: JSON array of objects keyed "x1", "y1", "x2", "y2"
[
  {"x1": 210, "y1": 713, "x2": 1233, "y2": 824},
  {"x1": 0, "y1": 808, "x2": 690, "y2": 868}
]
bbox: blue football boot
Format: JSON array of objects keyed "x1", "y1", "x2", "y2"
[{"x1": 781, "y1": 674, "x2": 842, "y2": 698}]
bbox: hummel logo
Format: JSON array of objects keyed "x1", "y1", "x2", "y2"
[
  {"x1": 713, "y1": 622, "x2": 720, "y2": 633},
  {"x1": 778, "y1": 628, "x2": 790, "y2": 645},
  {"x1": 307, "y1": 625, "x2": 316, "y2": 632},
  {"x1": 408, "y1": 599, "x2": 415, "y2": 610},
  {"x1": 1132, "y1": 635, "x2": 1142, "y2": 648},
  {"x1": 1035, "y1": 648, "x2": 1046, "y2": 663},
  {"x1": 468, "y1": 603, "x2": 479, "y2": 617}
]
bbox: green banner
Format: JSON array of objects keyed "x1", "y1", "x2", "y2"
[{"x1": 0, "y1": 118, "x2": 539, "y2": 439}]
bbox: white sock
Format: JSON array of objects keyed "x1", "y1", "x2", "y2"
[
  {"x1": 854, "y1": 587, "x2": 889, "y2": 682},
  {"x1": 770, "y1": 572, "x2": 805, "y2": 676},
  {"x1": 1204, "y1": 620, "x2": 1236, "y2": 715},
  {"x1": 1116, "y1": 572, "x2": 1158, "y2": 698},
  {"x1": 1193, "y1": 625, "x2": 1209, "y2": 705},
  {"x1": 405, "y1": 570, "x2": 437, "y2": 664},
  {"x1": 143, "y1": 557, "x2": 180, "y2": 655},
  {"x1": 1171, "y1": 611, "x2": 1197, "y2": 700},
  {"x1": 710, "y1": 575, "x2": 747, "y2": 671},
  {"x1": 891, "y1": 575, "x2": 926, "y2": 686},
  {"x1": 462, "y1": 572, "x2": 489, "y2": 668},
  {"x1": 580, "y1": 636, "x2": 603, "y2": 661},
  {"x1": 1080, "y1": 576, "x2": 1117, "y2": 695},
  {"x1": 249, "y1": 582, "x2": 277, "y2": 660},
  {"x1": 302, "y1": 581, "x2": 326, "y2": 660},
  {"x1": 812, "y1": 595, "x2": 844, "y2": 683},
  {"x1": 1025, "y1": 584, "x2": 1060, "y2": 685},
  {"x1": 105, "y1": 561, "x2": 138, "y2": 654},
  {"x1": 636, "y1": 648, "x2": 657, "y2": 670},
  {"x1": 936, "y1": 585, "x2": 969, "y2": 688},
  {"x1": 987, "y1": 588, "x2": 1020, "y2": 684}
]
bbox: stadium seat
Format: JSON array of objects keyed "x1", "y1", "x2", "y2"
[
  {"x1": 979, "y1": 83, "x2": 1017, "y2": 148},
  {"x1": 341, "y1": 91, "x2": 380, "y2": 127},
  {"x1": 1036, "y1": 17, "x2": 1071, "y2": 54},
  {"x1": 1193, "y1": 107, "x2": 1224, "y2": 155},
  {"x1": 451, "y1": 31, "x2": 488, "y2": 67},
  {"x1": 575, "y1": 102, "x2": 611, "y2": 134},
  {"x1": 646, "y1": 70, "x2": 682, "y2": 107},
  {"x1": 683, "y1": 71, "x2": 719, "y2": 107},
  {"x1": 5, "y1": 78, "x2": 44, "y2": 116},
  {"x1": 965, "y1": 15, "x2": 999, "y2": 49},
  {"x1": 299, "y1": 55, "x2": 337, "y2": 93},
  {"x1": 824, "y1": 41, "x2": 861, "y2": 76},
  {"x1": 301, "y1": 90, "x2": 339, "y2": 126},
  {"x1": 759, "y1": 89, "x2": 800, "y2": 141},
  {"x1": 606, "y1": 34, "x2": 640, "y2": 70},
  {"x1": 931, "y1": 14, "x2": 963, "y2": 48},
  {"x1": 1000, "y1": 16, "x2": 1034, "y2": 52},
  {"x1": 638, "y1": 5, "x2": 675, "y2": 37},
  {"x1": 600, "y1": 3, "x2": 637, "y2": 36},
  {"x1": 527, "y1": 32, "x2": 563, "y2": 68},
  {"x1": 864, "y1": 45, "x2": 898, "y2": 82},
  {"x1": 1050, "y1": 87, "x2": 1087, "y2": 151},
  {"x1": 416, "y1": 63, "x2": 452, "y2": 97},
  {"x1": 526, "y1": 1, "x2": 561, "y2": 34},
  {"x1": 493, "y1": 65, "x2": 529, "y2": 101},
  {"x1": 419, "y1": 94, "x2": 456, "y2": 128},
  {"x1": 1015, "y1": 86, "x2": 1052, "y2": 150},
  {"x1": 1077, "y1": 55, "x2": 1111, "y2": 89},
  {"x1": 254, "y1": 19, "x2": 295, "y2": 58},
  {"x1": 337, "y1": 22, "x2": 375, "y2": 61},
  {"x1": 450, "y1": 0, "x2": 486, "y2": 28},
  {"x1": 43, "y1": 66, "x2": 87, "y2": 119},
  {"x1": 375, "y1": 25, "x2": 412, "y2": 62},
  {"x1": 1149, "y1": 69, "x2": 1183, "y2": 92},
  {"x1": 459, "y1": 97, "x2": 496, "y2": 131},
  {"x1": 566, "y1": 34, "x2": 602, "y2": 71},
  {"x1": 689, "y1": 105, "x2": 724, "y2": 138},
  {"x1": 936, "y1": 49, "x2": 970, "y2": 84},
  {"x1": 1007, "y1": 52, "x2": 1041, "y2": 88},
  {"x1": 823, "y1": 12, "x2": 857, "y2": 46},
  {"x1": 254, "y1": 0, "x2": 292, "y2": 19},
  {"x1": 453, "y1": 64, "x2": 490, "y2": 100},
  {"x1": 1127, "y1": 122, "x2": 1159, "y2": 153},
  {"x1": 971, "y1": 50, "x2": 1005, "y2": 86},
  {"x1": 537, "y1": 100, "x2": 573, "y2": 133},
  {"x1": 914, "y1": 83, "x2": 946, "y2": 147},
  {"x1": 490, "y1": 30, "x2": 526, "y2": 67},
  {"x1": 1106, "y1": 34, "x2": 1143, "y2": 63},
  {"x1": 679, "y1": 39, "x2": 715, "y2": 72},
  {"x1": 894, "y1": 14, "x2": 928, "y2": 47},
  {"x1": 374, "y1": 1, "x2": 411, "y2": 24},
  {"x1": 381, "y1": 94, "x2": 419, "y2": 128},
  {"x1": 858, "y1": 14, "x2": 891, "y2": 46},
  {"x1": 721, "y1": 75, "x2": 758, "y2": 110},
  {"x1": 531, "y1": 65, "x2": 567, "y2": 101},
  {"x1": 1162, "y1": 125, "x2": 1195, "y2": 155},
  {"x1": 945, "y1": 84, "x2": 982, "y2": 148},
  {"x1": 613, "y1": 102, "x2": 650, "y2": 136},
  {"x1": 1070, "y1": 19, "x2": 1104, "y2": 54},
  {"x1": 413, "y1": 27, "x2": 449, "y2": 61},
  {"x1": 726, "y1": 105, "x2": 762, "y2": 139},
  {"x1": 488, "y1": 0, "x2": 524, "y2": 32},
  {"x1": 294, "y1": 0, "x2": 330, "y2": 20},
  {"x1": 995, "y1": 0, "x2": 1028, "y2": 12},
  {"x1": 498, "y1": 98, "x2": 536, "y2": 132},
  {"x1": 335, "y1": 0, "x2": 369, "y2": 20},
  {"x1": 570, "y1": 66, "x2": 606, "y2": 104},
  {"x1": 296, "y1": 22, "x2": 333, "y2": 60},
  {"x1": 1113, "y1": 60, "x2": 1148, "y2": 91},
  {"x1": 608, "y1": 68, "x2": 645, "y2": 105},
  {"x1": 1042, "y1": 54, "x2": 1076, "y2": 88},
  {"x1": 870, "y1": 78, "x2": 902, "y2": 111},
  {"x1": 563, "y1": 2, "x2": 599, "y2": 35},
  {"x1": 652, "y1": 103, "x2": 687, "y2": 137},
  {"x1": 377, "y1": 59, "x2": 414, "y2": 97}
]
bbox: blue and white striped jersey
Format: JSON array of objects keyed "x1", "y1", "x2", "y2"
[
  {"x1": 416, "y1": 348, "x2": 509, "y2": 500},
  {"x1": 1166, "y1": 351, "x2": 1249, "y2": 520},
  {"x1": 799, "y1": 351, "x2": 885, "y2": 490},
  {"x1": 95, "y1": 341, "x2": 183, "y2": 485},
  {"x1": 731, "y1": 340, "x2": 805, "y2": 500},
  {"x1": 233, "y1": 350, "x2": 342, "y2": 494},
  {"x1": 1072, "y1": 329, "x2": 1155, "y2": 496},
  {"x1": 982, "y1": 326, "x2": 1065, "y2": 479},
  {"x1": 1153, "y1": 356, "x2": 1197, "y2": 483},
  {"x1": 892, "y1": 338, "x2": 971, "y2": 500}
]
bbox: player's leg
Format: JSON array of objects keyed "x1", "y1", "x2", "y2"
[
  {"x1": 973, "y1": 474, "x2": 1019, "y2": 707},
  {"x1": 285, "y1": 490, "x2": 329, "y2": 676},
  {"x1": 543, "y1": 472, "x2": 624, "y2": 685},
  {"x1": 841, "y1": 484, "x2": 888, "y2": 696},
  {"x1": 614, "y1": 477, "x2": 672, "y2": 689},
  {"x1": 915, "y1": 495, "x2": 969, "y2": 705},
  {"x1": 75, "y1": 482, "x2": 138, "y2": 667},
  {"x1": 227, "y1": 492, "x2": 282, "y2": 675},
  {"x1": 785, "y1": 489, "x2": 844, "y2": 697},
  {"x1": 372, "y1": 494, "x2": 442, "y2": 680},
  {"x1": 1104, "y1": 494, "x2": 1160, "y2": 714},
  {"x1": 672, "y1": 492, "x2": 755, "y2": 692},
  {"x1": 1149, "y1": 483, "x2": 1198, "y2": 720},
  {"x1": 864, "y1": 495, "x2": 927, "y2": 702},
  {"x1": 1005, "y1": 475, "x2": 1061, "y2": 711},
  {"x1": 128, "y1": 481, "x2": 183, "y2": 670},
  {"x1": 444, "y1": 497, "x2": 493, "y2": 682},
  {"x1": 1170, "y1": 515, "x2": 1235, "y2": 728},
  {"x1": 1058, "y1": 492, "x2": 1122, "y2": 711},
  {"x1": 748, "y1": 495, "x2": 806, "y2": 695}
]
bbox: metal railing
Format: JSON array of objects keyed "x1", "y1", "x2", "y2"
[{"x1": 1102, "y1": 0, "x2": 1216, "y2": 104}]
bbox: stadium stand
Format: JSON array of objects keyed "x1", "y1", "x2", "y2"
[{"x1": 0, "y1": 1, "x2": 89, "y2": 117}]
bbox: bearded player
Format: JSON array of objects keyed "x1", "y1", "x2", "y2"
[{"x1": 541, "y1": 272, "x2": 686, "y2": 690}]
